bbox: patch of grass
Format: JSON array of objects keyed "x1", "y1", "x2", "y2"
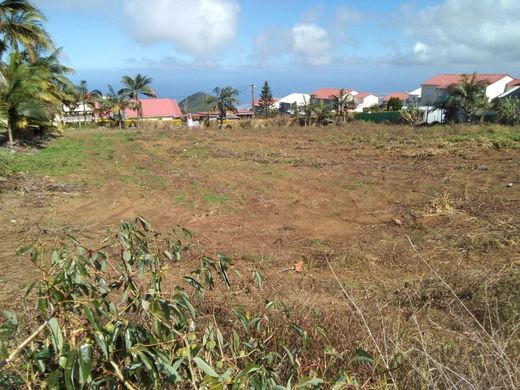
[{"x1": 9, "y1": 137, "x2": 87, "y2": 176}]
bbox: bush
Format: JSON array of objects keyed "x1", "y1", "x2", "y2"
[
  {"x1": 0, "y1": 218, "x2": 329, "y2": 389},
  {"x1": 495, "y1": 98, "x2": 520, "y2": 125}
]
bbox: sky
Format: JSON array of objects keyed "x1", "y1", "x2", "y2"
[{"x1": 35, "y1": 0, "x2": 520, "y2": 103}]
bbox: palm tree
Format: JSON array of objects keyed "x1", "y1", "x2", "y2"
[
  {"x1": 442, "y1": 73, "x2": 490, "y2": 123},
  {"x1": 312, "y1": 101, "x2": 332, "y2": 126},
  {"x1": 75, "y1": 80, "x2": 101, "y2": 127},
  {"x1": 300, "y1": 96, "x2": 315, "y2": 127},
  {"x1": 106, "y1": 85, "x2": 129, "y2": 129},
  {"x1": 35, "y1": 48, "x2": 75, "y2": 123},
  {"x1": 205, "y1": 86, "x2": 239, "y2": 128},
  {"x1": 0, "y1": 51, "x2": 52, "y2": 146},
  {"x1": 333, "y1": 89, "x2": 355, "y2": 123},
  {"x1": 120, "y1": 74, "x2": 156, "y2": 123},
  {"x1": 0, "y1": 0, "x2": 54, "y2": 61}
]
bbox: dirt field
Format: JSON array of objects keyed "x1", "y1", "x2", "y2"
[{"x1": 1, "y1": 123, "x2": 519, "y2": 386}]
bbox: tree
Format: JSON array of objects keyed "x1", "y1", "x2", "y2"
[
  {"x1": 441, "y1": 73, "x2": 490, "y2": 123},
  {"x1": 312, "y1": 101, "x2": 332, "y2": 126},
  {"x1": 0, "y1": 51, "x2": 53, "y2": 146},
  {"x1": 75, "y1": 80, "x2": 101, "y2": 128},
  {"x1": 495, "y1": 98, "x2": 520, "y2": 125},
  {"x1": 105, "y1": 85, "x2": 129, "y2": 129},
  {"x1": 120, "y1": 74, "x2": 156, "y2": 123},
  {"x1": 205, "y1": 86, "x2": 239, "y2": 128},
  {"x1": 0, "y1": 0, "x2": 54, "y2": 61},
  {"x1": 257, "y1": 81, "x2": 274, "y2": 117},
  {"x1": 401, "y1": 104, "x2": 424, "y2": 127},
  {"x1": 333, "y1": 89, "x2": 355, "y2": 123},
  {"x1": 386, "y1": 97, "x2": 403, "y2": 112}
]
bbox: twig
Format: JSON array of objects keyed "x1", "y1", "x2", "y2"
[
  {"x1": 110, "y1": 360, "x2": 138, "y2": 390},
  {"x1": 325, "y1": 255, "x2": 396, "y2": 385},
  {"x1": 0, "y1": 314, "x2": 54, "y2": 369}
]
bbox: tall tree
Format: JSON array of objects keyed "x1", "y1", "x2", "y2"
[
  {"x1": 0, "y1": 0, "x2": 53, "y2": 61},
  {"x1": 386, "y1": 97, "x2": 403, "y2": 112},
  {"x1": 106, "y1": 85, "x2": 129, "y2": 129},
  {"x1": 333, "y1": 89, "x2": 355, "y2": 123},
  {"x1": 205, "y1": 86, "x2": 239, "y2": 128},
  {"x1": 0, "y1": 51, "x2": 52, "y2": 146},
  {"x1": 120, "y1": 73, "x2": 156, "y2": 123},
  {"x1": 257, "y1": 81, "x2": 274, "y2": 117},
  {"x1": 75, "y1": 80, "x2": 101, "y2": 127},
  {"x1": 441, "y1": 73, "x2": 490, "y2": 123}
]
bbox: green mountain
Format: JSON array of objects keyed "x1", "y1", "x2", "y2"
[{"x1": 179, "y1": 92, "x2": 213, "y2": 114}]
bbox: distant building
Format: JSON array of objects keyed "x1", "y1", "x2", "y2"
[
  {"x1": 310, "y1": 87, "x2": 378, "y2": 113},
  {"x1": 61, "y1": 102, "x2": 95, "y2": 125},
  {"x1": 420, "y1": 74, "x2": 514, "y2": 106},
  {"x1": 278, "y1": 93, "x2": 311, "y2": 114},
  {"x1": 126, "y1": 98, "x2": 182, "y2": 120}
]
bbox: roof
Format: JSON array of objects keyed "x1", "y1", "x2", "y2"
[
  {"x1": 279, "y1": 93, "x2": 311, "y2": 104},
  {"x1": 422, "y1": 74, "x2": 511, "y2": 89},
  {"x1": 311, "y1": 88, "x2": 356, "y2": 100},
  {"x1": 126, "y1": 98, "x2": 182, "y2": 118},
  {"x1": 355, "y1": 92, "x2": 375, "y2": 99},
  {"x1": 384, "y1": 92, "x2": 410, "y2": 102},
  {"x1": 497, "y1": 86, "x2": 520, "y2": 99},
  {"x1": 507, "y1": 79, "x2": 520, "y2": 89}
]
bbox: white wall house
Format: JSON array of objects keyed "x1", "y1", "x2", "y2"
[
  {"x1": 278, "y1": 93, "x2": 311, "y2": 114},
  {"x1": 420, "y1": 74, "x2": 514, "y2": 106},
  {"x1": 61, "y1": 102, "x2": 96, "y2": 125},
  {"x1": 353, "y1": 93, "x2": 379, "y2": 112}
]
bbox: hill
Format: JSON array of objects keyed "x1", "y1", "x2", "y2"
[{"x1": 179, "y1": 91, "x2": 213, "y2": 113}]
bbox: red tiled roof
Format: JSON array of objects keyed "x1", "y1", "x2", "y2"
[
  {"x1": 422, "y1": 74, "x2": 511, "y2": 89},
  {"x1": 384, "y1": 92, "x2": 410, "y2": 102},
  {"x1": 507, "y1": 79, "x2": 520, "y2": 89},
  {"x1": 311, "y1": 88, "x2": 355, "y2": 100},
  {"x1": 126, "y1": 98, "x2": 182, "y2": 119}
]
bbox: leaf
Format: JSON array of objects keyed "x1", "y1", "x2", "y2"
[
  {"x1": 352, "y1": 348, "x2": 374, "y2": 365},
  {"x1": 137, "y1": 216, "x2": 152, "y2": 231},
  {"x1": 78, "y1": 343, "x2": 92, "y2": 385},
  {"x1": 296, "y1": 377, "x2": 324, "y2": 388},
  {"x1": 235, "y1": 363, "x2": 260, "y2": 379},
  {"x1": 64, "y1": 348, "x2": 77, "y2": 390},
  {"x1": 193, "y1": 356, "x2": 219, "y2": 378},
  {"x1": 2, "y1": 311, "x2": 17, "y2": 327},
  {"x1": 47, "y1": 318, "x2": 63, "y2": 354},
  {"x1": 252, "y1": 269, "x2": 264, "y2": 290}
]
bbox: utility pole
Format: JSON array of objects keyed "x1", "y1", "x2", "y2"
[{"x1": 251, "y1": 84, "x2": 256, "y2": 118}]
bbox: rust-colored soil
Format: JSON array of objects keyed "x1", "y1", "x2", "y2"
[{"x1": 1, "y1": 125, "x2": 519, "y2": 311}]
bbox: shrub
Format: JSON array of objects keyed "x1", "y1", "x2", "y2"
[
  {"x1": 0, "y1": 218, "x2": 327, "y2": 389},
  {"x1": 495, "y1": 98, "x2": 520, "y2": 125}
]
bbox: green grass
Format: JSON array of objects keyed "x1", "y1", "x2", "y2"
[{"x1": 8, "y1": 137, "x2": 87, "y2": 176}]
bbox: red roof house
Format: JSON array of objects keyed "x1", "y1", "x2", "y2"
[
  {"x1": 383, "y1": 92, "x2": 410, "y2": 102},
  {"x1": 126, "y1": 98, "x2": 182, "y2": 119},
  {"x1": 421, "y1": 74, "x2": 515, "y2": 106},
  {"x1": 311, "y1": 88, "x2": 356, "y2": 100}
]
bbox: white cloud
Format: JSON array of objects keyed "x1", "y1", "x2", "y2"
[
  {"x1": 332, "y1": 6, "x2": 362, "y2": 43},
  {"x1": 400, "y1": 0, "x2": 520, "y2": 64},
  {"x1": 291, "y1": 24, "x2": 332, "y2": 66},
  {"x1": 124, "y1": 0, "x2": 240, "y2": 57}
]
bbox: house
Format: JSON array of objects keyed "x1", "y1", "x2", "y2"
[
  {"x1": 278, "y1": 93, "x2": 310, "y2": 114},
  {"x1": 420, "y1": 74, "x2": 514, "y2": 106},
  {"x1": 352, "y1": 93, "x2": 379, "y2": 112},
  {"x1": 383, "y1": 92, "x2": 410, "y2": 105},
  {"x1": 61, "y1": 102, "x2": 96, "y2": 125},
  {"x1": 310, "y1": 87, "x2": 377, "y2": 112},
  {"x1": 409, "y1": 88, "x2": 422, "y2": 104},
  {"x1": 496, "y1": 79, "x2": 520, "y2": 100},
  {"x1": 310, "y1": 88, "x2": 358, "y2": 106},
  {"x1": 126, "y1": 98, "x2": 182, "y2": 120}
]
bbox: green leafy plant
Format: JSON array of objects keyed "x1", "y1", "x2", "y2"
[{"x1": 0, "y1": 217, "x2": 326, "y2": 389}]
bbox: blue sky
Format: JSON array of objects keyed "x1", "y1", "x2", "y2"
[{"x1": 35, "y1": 0, "x2": 520, "y2": 103}]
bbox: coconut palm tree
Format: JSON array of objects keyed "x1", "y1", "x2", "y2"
[
  {"x1": 0, "y1": 0, "x2": 54, "y2": 61},
  {"x1": 205, "y1": 86, "x2": 239, "y2": 128},
  {"x1": 333, "y1": 89, "x2": 355, "y2": 123},
  {"x1": 441, "y1": 73, "x2": 491, "y2": 123},
  {"x1": 75, "y1": 80, "x2": 101, "y2": 127},
  {"x1": 120, "y1": 74, "x2": 156, "y2": 123},
  {"x1": 312, "y1": 101, "x2": 332, "y2": 126},
  {"x1": 106, "y1": 85, "x2": 129, "y2": 129},
  {"x1": 0, "y1": 51, "x2": 52, "y2": 146}
]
